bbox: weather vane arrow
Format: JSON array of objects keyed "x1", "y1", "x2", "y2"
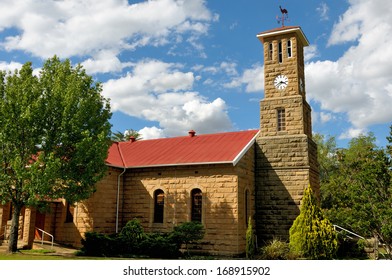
[{"x1": 277, "y1": 5, "x2": 289, "y2": 27}]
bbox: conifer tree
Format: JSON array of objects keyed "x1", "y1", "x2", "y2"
[
  {"x1": 289, "y1": 185, "x2": 338, "y2": 259},
  {"x1": 246, "y1": 217, "x2": 256, "y2": 259}
]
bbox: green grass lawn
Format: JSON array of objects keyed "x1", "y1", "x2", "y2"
[
  {"x1": 0, "y1": 250, "x2": 139, "y2": 260},
  {"x1": 0, "y1": 251, "x2": 77, "y2": 260}
]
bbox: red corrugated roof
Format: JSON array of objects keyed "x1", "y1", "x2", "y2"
[{"x1": 106, "y1": 130, "x2": 259, "y2": 168}]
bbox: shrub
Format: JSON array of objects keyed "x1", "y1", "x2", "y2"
[
  {"x1": 119, "y1": 219, "x2": 146, "y2": 254},
  {"x1": 259, "y1": 239, "x2": 292, "y2": 260},
  {"x1": 289, "y1": 185, "x2": 338, "y2": 259},
  {"x1": 79, "y1": 220, "x2": 205, "y2": 258},
  {"x1": 80, "y1": 231, "x2": 121, "y2": 257},
  {"x1": 336, "y1": 234, "x2": 368, "y2": 259},
  {"x1": 141, "y1": 232, "x2": 180, "y2": 259},
  {"x1": 246, "y1": 217, "x2": 256, "y2": 259},
  {"x1": 170, "y1": 221, "x2": 205, "y2": 254}
]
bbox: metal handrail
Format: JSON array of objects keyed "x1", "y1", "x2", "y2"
[
  {"x1": 36, "y1": 227, "x2": 54, "y2": 249},
  {"x1": 333, "y1": 224, "x2": 366, "y2": 240}
]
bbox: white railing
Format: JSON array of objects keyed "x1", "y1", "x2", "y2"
[
  {"x1": 333, "y1": 224, "x2": 365, "y2": 240},
  {"x1": 36, "y1": 227, "x2": 54, "y2": 249}
]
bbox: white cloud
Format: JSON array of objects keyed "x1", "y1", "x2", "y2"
[
  {"x1": 320, "y1": 112, "x2": 333, "y2": 123},
  {"x1": 103, "y1": 59, "x2": 232, "y2": 137},
  {"x1": 82, "y1": 51, "x2": 126, "y2": 74},
  {"x1": 0, "y1": 0, "x2": 215, "y2": 63},
  {"x1": 224, "y1": 64, "x2": 264, "y2": 93},
  {"x1": 304, "y1": 45, "x2": 319, "y2": 62},
  {"x1": 138, "y1": 126, "x2": 165, "y2": 140},
  {"x1": 316, "y1": 2, "x2": 330, "y2": 21},
  {"x1": 306, "y1": 0, "x2": 392, "y2": 137},
  {"x1": 0, "y1": 61, "x2": 23, "y2": 72},
  {"x1": 220, "y1": 62, "x2": 238, "y2": 76},
  {"x1": 339, "y1": 127, "x2": 367, "y2": 140},
  {"x1": 328, "y1": 0, "x2": 392, "y2": 46}
]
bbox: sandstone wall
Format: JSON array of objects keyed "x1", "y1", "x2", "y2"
[
  {"x1": 255, "y1": 134, "x2": 319, "y2": 242},
  {"x1": 121, "y1": 146, "x2": 255, "y2": 256}
]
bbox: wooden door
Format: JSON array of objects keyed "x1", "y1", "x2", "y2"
[{"x1": 34, "y1": 211, "x2": 45, "y2": 239}]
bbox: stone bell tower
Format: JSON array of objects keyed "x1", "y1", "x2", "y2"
[{"x1": 254, "y1": 26, "x2": 320, "y2": 242}]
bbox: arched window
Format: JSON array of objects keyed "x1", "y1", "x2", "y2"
[
  {"x1": 245, "y1": 189, "x2": 250, "y2": 226},
  {"x1": 154, "y1": 189, "x2": 164, "y2": 223},
  {"x1": 191, "y1": 188, "x2": 202, "y2": 222}
]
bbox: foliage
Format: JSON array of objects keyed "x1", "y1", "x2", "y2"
[
  {"x1": 289, "y1": 185, "x2": 338, "y2": 259},
  {"x1": 245, "y1": 217, "x2": 256, "y2": 259},
  {"x1": 320, "y1": 133, "x2": 392, "y2": 258},
  {"x1": 79, "y1": 220, "x2": 205, "y2": 259},
  {"x1": 170, "y1": 221, "x2": 205, "y2": 255},
  {"x1": 387, "y1": 124, "x2": 392, "y2": 158},
  {"x1": 111, "y1": 129, "x2": 142, "y2": 142},
  {"x1": 119, "y1": 219, "x2": 146, "y2": 253},
  {"x1": 80, "y1": 232, "x2": 121, "y2": 257},
  {"x1": 141, "y1": 233, "x2": 180, "y2": 259},
  {"x1": 335, "y1": 234, "x2": 368, "y2": 259},
  {"x1": 259, "y1": 239, "x2": 299, "y2": 260},
  {"x1": 313, "y1": 133, "x2": 339, "y2": 185},
  {"x1": 0, "y1": 56, "x2": 112, "y2": 252}
]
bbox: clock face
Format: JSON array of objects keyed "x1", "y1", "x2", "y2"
[{"x1": 274, "y1": 74, "x2": 288, "y2": 90}]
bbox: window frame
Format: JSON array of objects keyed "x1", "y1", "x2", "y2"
[
  {"x1": 278, "y1": 41, "x2": 283, "y2": 63},
  {"x1": 277, "y1": 108, "x2": 286, "y2": 132},
  {"x1": 287, "y1": 39, "x2": 292, "y2": 58},
  {"x1": 268, "y1": 42, "x2": 273, "y2": 61},
  {"x1": 153, "y1": 189, "x2": 165, "y2": 224},
  {"x1": 191, "y1": 188, "x2": 202, "y2": 223}
]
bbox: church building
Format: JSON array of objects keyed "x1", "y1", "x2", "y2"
[{"x1": 0, "y1": 25, "x2": 319, "y2": 256}]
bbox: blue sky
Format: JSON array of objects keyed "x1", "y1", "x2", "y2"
[{"x1": 0, "y1": 0, "x2": 391, "y2": 148}]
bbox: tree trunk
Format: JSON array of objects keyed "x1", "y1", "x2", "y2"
[{"x1": 8, "y1": 203, "x2": 22, "y2": 253}]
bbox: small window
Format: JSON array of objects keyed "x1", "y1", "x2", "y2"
[
  {"x1": 287, "y1": 40, "x2": 292, "y2": 58},
  {"x1": 278, "y1": 41, "x2": 283, "y2": 63},
  {"x1": 65, "y1": 202, "x2": 74, "y2": 223},
  {"x1": 277, "y1": 108, "x2": 286, "y2": 131},
  {"x1": 191, "y1": 188, "x2": 202, "y2": 222},
  {"x1": 154, "y1": 189, "x2": 164, "y2": 223},
  {"x1": 268, "y1": 42, "x2": 273, "y2": 60}
]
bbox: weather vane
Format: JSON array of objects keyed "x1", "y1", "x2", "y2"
[{"x1": 277, "y1": 5, "x2": 289, "y2": 27}]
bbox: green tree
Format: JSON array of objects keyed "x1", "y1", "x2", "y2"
[
  {"x1": 387, "y1": 124, "x2": 392, "y2": 159},
  {"x1": 289, "y1": 185, "x2": 338, "y2": 259},
  {"x1": 322, "y1": 133, "x2": 392, "y2": 258},
  {"x1": 313, "y1": 133, "x2": 339, "y2": 184},
  {"x1": 111, "y1": 129, "x2": 142, "y2": 142},
  {"x1": 0, "y1": 57, "x2": 112, "y2": 253}
]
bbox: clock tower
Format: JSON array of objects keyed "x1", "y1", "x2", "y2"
[{"x1": 255, "y1": 26, "x2": 320, "y2": 241}]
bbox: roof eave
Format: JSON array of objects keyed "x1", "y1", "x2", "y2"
[
  {"x1": 106, "y1": 161, "x2": 235, "y2": 169},
  {"x1": 232, "y1": 130, "x2": 260, "y2": 166},
  {"x1": 257, "y1": 26, "x2": 309, "y2": 46}
]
